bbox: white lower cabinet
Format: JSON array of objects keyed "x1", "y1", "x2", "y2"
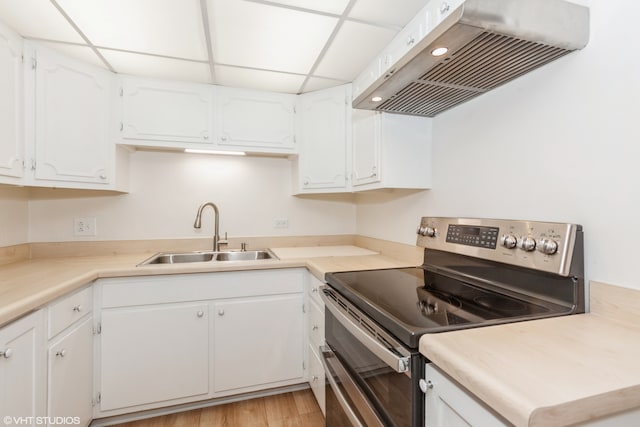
[
  {"x1": 424, "y1": 364, "x2": 507, "y2": 427},
  {"x1": 213, "y1": 294, "x2": 304, "y2": 393},
  {"x1": 46, "y1": 286, "x2": 94, "y2": 427},
  {"x1": 94, "y1": 269, "x2": 306, "y2": 418},
  {"x1": 99, "y1": 302, "x2": 210, "y2": 412},
  {"x1": 47, "y1": 317, "x2": 93, "y2": 427},
  {"x1": 0, "y1": 310, "x2": 46, "y2": 426},
  {"x1": 307, "y1": 274, "x2": 326, "y2": 415}
]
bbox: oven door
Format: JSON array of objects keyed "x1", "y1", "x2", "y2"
[{"x1": 323, "y1": 290, "x2": 423, "y2": 427}]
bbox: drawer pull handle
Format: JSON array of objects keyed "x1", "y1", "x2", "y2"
[
  {"x1": 72, "y1": 305, "x2": 82, "y2": 312},
  {"x1": 0, "y1": 348, "x2": 13, "y2": 359},
  {"x1": 56, "y1": 349, "x2": 67, "y2": 358}
]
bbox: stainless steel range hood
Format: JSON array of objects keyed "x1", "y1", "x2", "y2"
[{"x1": 352, "y1": 0, "x2": 589, "y2": 117}]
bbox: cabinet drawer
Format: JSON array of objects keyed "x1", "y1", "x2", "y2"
[
  {"x1": 308, "y1": 298, "x2": 325, "y2": 351},
  {"x1": 48, "y1": 286, "x2": 92, "y2": 339},
  {"x1": 308, "y1": 275, "x2": 325, "y2": 308},
  {"x1": 308, "y1": 344, "x2": 325, "y2": 415}
]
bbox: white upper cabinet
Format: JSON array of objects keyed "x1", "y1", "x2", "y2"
[
  {"x1": 21, "y1": 41, "x2": 128, "y2": 191},
  {"x1": 0, "y1": 20, "x2": 23, "y2": 183},
  {"x1": 27, "y1": 43, "x2": 114, "y2": 187},
  {"x1": 119, "y1": 75, "x2": 214, "y2": 147},
  {"x1": 352, "y1": 109, "x2": 431, "y2": 191},
  {"x1": 293, "y1": 84, "x2": 352, "y2": 194},
  {"x1": 215, "y1": 86, "x2": 296, "y2": 153}
]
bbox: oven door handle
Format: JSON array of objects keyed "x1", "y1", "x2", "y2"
[
  {"x1": 321, "y1": 345, "x2": 385, "y2": 427},
  {"x1": 322, "y1": 289, "x2": 411, "y2": 374}
]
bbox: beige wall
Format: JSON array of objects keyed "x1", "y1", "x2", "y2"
[
  {"x1": 356, "y1": 0, "x2": 640, "y2": 290},
  {"x1": 26, "y1": 151, "x2": 357, "y2": 242},
  {"x1": 0, "y1": 185, "x2": 28, "y2": 246}
]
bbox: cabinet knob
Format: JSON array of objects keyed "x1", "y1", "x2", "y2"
[
  {"x1": 311, "y1": 375, "x2": 318, "y2": 381},
  {"x1": 303, "y1": 180, "x2": 309, "y2": 186},
  {"x1": 197, "y1": 310, "x2": 205, "y2": 318},
  {"x1": 56, "y1": 349, "x2": 67, "y2": 358},
  {"x1": 419, "y1": 379, "x2": 434, "y2": 393},
  {"x1": 407, "y1": 36, "x2": 415, "y2": 46},
  {"x1": 203, "y1": 133, "x2": 209, "y2": 140},
  {"x1": 312, "y1": 287, "x2": 318, "y2": 293},
  {"x1": 100, "y1": 173, "x2": 107, "y2": 180},
  {"x1": 312, "y1": 325, "x2": 319, "y2": 331},
  {"x1": 72, "y1": 304, "x2": 82, "y2": 312},
  {"x1": 0, "y1": 348, "x2": 13, "y2": 359},
  {"x1": 218, "y1": 309, "x2": 225, "y2": 316},
  {"x1": 221, "y1": 135, "x2": 228, "y2": 142}
]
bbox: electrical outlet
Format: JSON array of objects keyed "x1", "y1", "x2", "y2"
[
  {"x1": 74, "y1": 217, "x2": 97, "y2": 236},
  {"x1": 273, "y1": 218, "x2": 289, "y2": 228}
]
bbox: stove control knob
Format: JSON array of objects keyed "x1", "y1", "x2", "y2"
[
  {"x1": 417, "y1": 226, "x2": 437, "y2": 237},
  {"x1": 517, "y1": 236, "x2": 536, "y2": 252},
  {"x1": 537, "y1": 238, "x2": 559, "y2": 255},
  {"x1": 500, "y1": 234, "x2": 517, "y2": 249}
]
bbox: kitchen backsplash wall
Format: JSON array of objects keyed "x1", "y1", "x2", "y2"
[
  {"x1": 356, "y1": 0, "x2": 639, "y2": 290},
  {"x1": 0, "y1": 185, "x2": 29, "y2": 246},
  {"x1": 26, "y1": 151, "x2": 356, "y2": 242}
]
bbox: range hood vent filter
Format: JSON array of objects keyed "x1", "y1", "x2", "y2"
[
  {"x1": 377, "y1": 32, "x2": 570, "y2": 117},
  {"x1": 353, "y1": 0, "x2": 589, "y2": 117}
]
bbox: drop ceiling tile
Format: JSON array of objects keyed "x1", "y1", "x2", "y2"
[
  {"x1": 208, "y1": 0, "x2": 338, "y2": 74},
  {"x1": 57, "y1": 0, "x2": 208, "y2": 60},
  {"x1": 257, "y1": 0, "x2": 350, "y2": 15},
  {"x1": 314, "y1": 20, "x2": 396, "y2": 81},
  {"x1": 100, "y1": 50, "x2": 212, "y2": 84},
  {"x1": 349, "y1": 0, "x2": 429, "y2": 27},
  {"x1": 0, "y1": 0, "x2": 84, "y2": 43},
  {"x1": 303, "y1": 76, "x2": 348, "y2": 93},
  {"x1": 214, "y1": 65, "x2": 305, "y2": 94},
  {"x1": 37, "y1": 41, "x2": 108, "y2": 69}
]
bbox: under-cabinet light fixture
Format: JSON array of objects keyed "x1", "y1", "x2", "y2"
[
  {"x1": 184, "y1": 149, "x2": 246, "y2": 156},
  {"x1": 371, "y1": 96, "x2": 383, "y2": 102}
]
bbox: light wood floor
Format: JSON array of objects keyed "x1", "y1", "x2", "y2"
[{"x1": 111, "y1": 389, "x2": 325, "y2": 427}]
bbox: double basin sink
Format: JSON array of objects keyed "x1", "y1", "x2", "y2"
[{"x1": 138, "y1": 249, "x2": 278, "y2": 266}]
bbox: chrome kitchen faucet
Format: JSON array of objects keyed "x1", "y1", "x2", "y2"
[{"x1": 193, "y1": 202, "x2": 227, "y2": 251}]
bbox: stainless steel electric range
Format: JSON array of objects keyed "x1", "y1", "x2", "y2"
[{"x1": 321, "y1": 217, "x2": 584, "y2": 427}]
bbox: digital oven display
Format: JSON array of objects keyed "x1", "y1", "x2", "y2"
[{"x1": 446, "y1": 225, "x2": 499, "y2": 249}]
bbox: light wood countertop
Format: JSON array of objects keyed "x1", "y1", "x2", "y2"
[
  {"x1": 419, "y1": 281, "x2": 640, "y2": 426},
  {"x1": 0, "y1": 245, "x2": 414, "y2": 327}
]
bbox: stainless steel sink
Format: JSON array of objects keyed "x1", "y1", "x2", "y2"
[
  {"x1": 214, "y1": 250, "x2": 275, "y2": 261},
  {"x1": 137, "y1": 249, "x2": 277, "y2": 266}
]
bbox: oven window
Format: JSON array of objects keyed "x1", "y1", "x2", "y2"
[{"x1": 326, "y1": 310, "x2": 413, "y2": 427}]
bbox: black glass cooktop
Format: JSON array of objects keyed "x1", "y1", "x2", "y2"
[{"x1": 325, "y1": 266, "x2": 571, "y2": 348}]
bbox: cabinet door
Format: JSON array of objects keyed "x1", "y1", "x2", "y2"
[
  {"x1": 0, "y1": 21, "x2": 23, "y2": 181},
  {"x1": 120, "y1": 76, "x2": 213, "y2": 146},
  {"x1": 48, "y1": 317, "x2": 93, "y2": 427},
  {"x1": 425, "y1": 364, "x2": 507, "y2": 427},
  {"x1": 0, "y1": 311, "x2": 45, "y2": 424},
  {"x1": 295, "y1": 84, "x2": 351, "y2": 192},
  {"x1": 31, "y1": 44, "x2": 112, "y2": 185},
  {"x1": 352, "y1": 109, "x2": 381, "y2": 187},
  {"x1": 214, "y1": 294, "x2": 304, "y2": 393},
  {"x1": 99, "y1": 302, "x2": 209, "y2": 411},
  {"x1": 216, "y1": 86, "x2": 295, "y2": 152}
]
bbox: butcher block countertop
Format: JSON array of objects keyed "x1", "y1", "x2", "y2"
[
  {"x1": 420, "y1": 281, "x2": 640, "y2": 427},
  {"x1": 0, "y1": 245, "x2": 414, "y2": 327}
]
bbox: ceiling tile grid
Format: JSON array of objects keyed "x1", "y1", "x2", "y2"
[{"x1": 0, "y1": 0, "x2": 429, "y2": 93}]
